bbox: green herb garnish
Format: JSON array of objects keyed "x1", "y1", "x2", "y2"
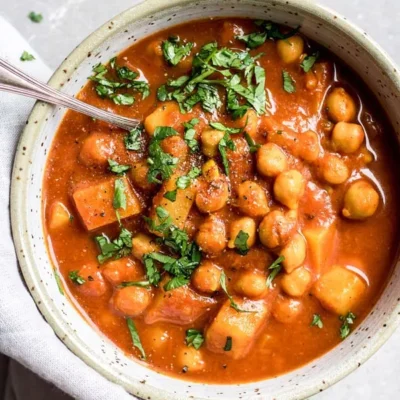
[
  {"x1": 185, "y1": 329, "x2": 204, "y2": 350},
  {"x1": 224, "y1": 336, "x2": 233, "y2": 351},
  {"x1": 118, "y1": 280, "x2": 151, "y2": 288},
  {"x1": 68, "y1": 270, "x2": 86, "y2": 285},
  {"x1": 234, "y1": 230, "x2": 250, "y2": 255},
  {"x1": 113, "y1": 178, "x2": 127, "y2": 210},
  {"x1": 163, "y1": 190, "x2": 177, "y2": 202},
  {"x1": 301, "y1": 52, "x2": 319, "y2": 73},
  {"x1": 183, "y1": 118, "x2": 200, "y2": 153},
  {"x1": 28, "y1": 12, "x2": 43, "y2": 23},
  {"x1": 108, "y1": 159, "x2": 130, "y2": 175},
  {"x1": 339, "y1": 312, "x2": 356, "y2": 339},
  {"x1": 162, "y1": 36, "x2": 194, "y2": 66},
  {"x1": 220, "y1": 271, "x2": 254, "y2": 313},
  {"x1": 127, "y1": 318, "x2": 146, "y2": 359},
  {"x1": 244, "y1": 132, "x2": 261, "y2": 153},
  {"x1": 176, "y1": 167, "x2": 201, "y2": 189},
  {"x1": 311, "y1": 314, "x2": 324, "y2": 329},
  {"x1": 124, "y1": 126, "x2": 143, "y2": 151},
  {"x1": 266, "y1": 255, "x2": 285, "y2": 288},
  {"x1": 54, "y1": 270, "x2": 64, "y2": 295},
  {"x1": 218, "y1": 132, "x2": 236, "y2": 175},
  {"x1": 20, "y1": 51, "x2": 35, "y2": 61},
  {"x1": 95, "y1": 228, "x2": 132, "y2": 264},
  {"x1": 282, "y1": 70, "x2": 296, "y2": 93}
]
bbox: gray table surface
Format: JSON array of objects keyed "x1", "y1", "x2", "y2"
[{"x1": 1, "y1": 0, "x2": 400, "y2": 399}]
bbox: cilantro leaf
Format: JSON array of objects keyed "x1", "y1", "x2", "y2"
[
  {"x1": 209, "y1": 121, "x2": 242, "y2": 135},
  {"x1": 218, "y1": 132, "x2": 236, "y2": 175},
  {"x1": 301, "y1": 52, "x2": 319, "y2": 73},
  {"x1": 28, "y1": 11, "x2": 43, "y2": 23},
  {"x1": 185, "y1": 329, "x2": 204, "y2": 350},
  {"x1": 339, "y1": 312, "x2": 356, "y2": 339},
  {"x1": 234, "y1": 230, "x2": 250, "y2": 255},
  {"x1": 68, "y1": 270, "x2": 86, "y2": 285},
  {"x1": 20, "y1": 51, "x2": 35, "y2": 62},
  {"x1": 108, "y1": 159, "x2": 131, "y2": 175},
  {"x1": 224, "y1": 336, "x2": 233, "y2": 351},
  {"x1": 126, "y1": 318, "x2": 146, "y2": 359},
  {"x1": 282, "y1": 70, "x2": 296, "y2": 93},
  {"x1": 95, "y1": 228, "x2": 132, "y2": 264},
  {"x1": 124, "y1": 126, "x2": 142, "y2": 151},
  {"x1": 163, "y1": 190, "x2": 177, "y2": 202},
  {"x1": 118, "y1": 280, "x2": 151, "y2": 288},
  {"x1": 220, "y1": 271, "x2": 254, "y2": 313},
  {"x1": 244, "y1": 132, "x2": 261, "y2": 153},
  {"x1": 183, "y1": 118, "x2": 200, "y2": 152},
  {"x1": 266, "y1": 255, "x2": 285, "y2": 288},
  {"x1": 163, "y1": 276, "x2": 190, "y2": 291},
  {"x1": 111, "y1": 93, "x2": 134, "y2": 105},
  {"x1": 113, "y1": 178, "x2": 127, "y2": 210},
  {"x1": 147, "y1": 127, "x2": 179, "y2": 183},
  {"x1": 311, "y1": 314, "x2": 324, "y2": 329},
  {"x1": 176, "y1": 167, "x2": 201, "y2": 189},
  {"x1": 162, "y1": 36, "x2": 194, "y2": 66}
]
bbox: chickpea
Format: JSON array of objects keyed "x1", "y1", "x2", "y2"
[
  {"x1": 256, "y1": 143, "x2": 288, "y2": 177},
  {"x1": 131, "y1": 233, "x2": 160, "y2": 260},
  {"x1": 320, "y1": 154, "x2": 349, "y2": 185},
  {"x1": 299, "y1": 130, "x2": 320, "y2": 162},
  {"x1": 177, "y1": 346, "x2": 205, "y2": 372},
  {"x1": 234, "y1": 270, "x2": 266, "y2": 298},
  {"x1": 236, "y1": 180, "x2": 270, "y2": 217},
  {"x1": 259, "y1": 210, "x2": 297, "y2": 249},
  {"x1": 102, "y1": 258, "x2": 142, "y2": 286},
  {"x1": 79, "y1": 132, "x2": 115, "y2": 168},
  {"x1": 305, "y1": 70, "x2": 317, "y2": 90},
  {"x1": 280, "y1": 233, "x2": 307, "y2": 273},
  {"x1": 342, "y1": 180, "x2": 379, "y2": 220},
  {"x1": 130, "y1": 161, "x2": 155, "y2": 191},
  {"x1": 201, "y1": 129, "x2": 224, "y2": 158},
  {"x1": 195, "y1": 216, "x2": 227, "y2": 254},
  {"x1": 273, "y1": 170, "x2": 305, "y2": 209},
  {"x1": 195, "y1": 177, "x2": 230, "y2": 213},
  {"x1": 202, "y1": 159, "x2": 220, "y2": 182},
  {"x1": 191, "y1": 261, "x2": 222, "y2": 294},
  {"x1": 160, "y1": 136, "x2": 188, "y2": 160},
  {"x1": 73, "y1": 263, "x2": 107, "y2": 297},
  {"x1": 238, "y1": 109, "x2": 258, "y2": 139},
  {"x1": 112, "y1": 286, "x2": 152, "y2": 317},
  {"x1": 147, "y1": 40, "x2": 163, "y2": 57},
  {"x1": 281, "y1": 267, "x2": 312, "y2": 297},
  {"x1": 332, "y1": 122, "x2": 365, "y2": 154},
  {"x1": 227, "y1": 217, "x2": 256, "y2": 249},
  {"x1": 272, "y1": 295, "x2": 304, "y2": 323},
  {"x1": 325, "y1": 87, "x2": 357, "y2": 122},
  {"x1": 276, "y1": 36, "x2": 304, "y2": 64}
]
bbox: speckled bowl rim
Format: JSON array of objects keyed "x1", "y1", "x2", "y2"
[{"x1": 10, "y1": 0, "x2": 400, "y2": 399}]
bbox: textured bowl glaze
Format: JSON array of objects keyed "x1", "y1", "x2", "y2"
[{"x1": 10, "y1": 0, "x2": 400, "y2": 399}]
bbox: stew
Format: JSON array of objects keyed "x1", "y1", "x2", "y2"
[{"x1": 43, "y1": 18, "x2": 400, "y2": 383}]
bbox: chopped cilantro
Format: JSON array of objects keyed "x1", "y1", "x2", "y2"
[
  {"x1": 127, "y1": 318, "x2": 146, "y2": 359},
  {"x1": 68, "y1": 270, "x2": 86, "y2": 285},
  {"x1": 176, "y1": 167, "x2": 201, "y2": 189},
  {"x1": 163, "y1": 190, "x2": 177, "y2": 202},
  {"x1": 54, "y1": 270, "x2": 64, "y2": 295},
  {"x1": 163, "y1": 276, "x2": 190, "y2": 291},
  {"x1": 108, "y1": 159, "x2": 130, "y2": 175},
  {"x1": 236, "y1": 20, "x2": 300, "y2": 49},
  {"x1": 224, "y1": 336, "x2": 233, "y2": 351},
  {"x1": 244, "y1": 132, "x2": 261, "y2": 153},
  {"x1": 124, "y1": 126, "x2": 142, "y2": 151},
  {"x1": 28, "y1": 12, "x2": 43, "y2": 23},
  {"x1": 339, "y1": 312, "x2": 356, "y2": 339},
  {"x1": 20, "y1": 51, "x2": 35, "y2": 62},
  {"x1": 282, "y1": 70, "x2": 296, "y2": 93},
  {"x1": 301, "y1": 52, "x2": 319, "y2": 73},
  {"x1": 183, "y1": 118, "x2": 200, "y2": 153},
  {"x1": 218, "y1": 132, "x2": 236, "y2": 175},
  {"x1": 185, "y1": 329, "x2": 204, "y2": 350},
  {"x1": 209, "y1": 121, "x2": 242, "y2": 135},
  {"x1": 266, "y1": 255, "x2": 285, "y2": 288},
  {"x1": 220, "y1": 271, "x2": 254, "y2": 313},
  {"x1": 118, "y1": 280, "x2": 151, "y2": 288},
  {"x1": 311, "y1": 314, "x2": 324, "y2": 329},
  {"x1": 95, "y1": 228, "x2": 132, "y2": 264},
  {"x1": 147, "y1": 126, "x2": 179, "y2": 183},
  {"x1": 113, "y1": 178, "x2": 127, "y2": 210},
  {"x1": 162, "y1": 36, "x2": 194, "y2": 66},
  {"x1": 234, "y1": 230, "x2": 250, "y2": 255}
]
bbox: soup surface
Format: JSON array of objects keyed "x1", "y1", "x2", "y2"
[{"x1": 43, "y1": 18, "x2": 400, "y2": 383}]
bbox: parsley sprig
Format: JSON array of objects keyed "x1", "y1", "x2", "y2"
[
  {"x1": 89, "y1": 57, "x2": 149, "y2": 105},
  {"x1": 157, "y1": 42, "x2": 268, "y2": 118}
]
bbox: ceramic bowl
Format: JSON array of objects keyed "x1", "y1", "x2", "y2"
[{"x1": 10, "y1": 0, "x2": 400, "y2": 399}]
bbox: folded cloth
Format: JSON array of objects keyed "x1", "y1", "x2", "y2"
[{"x1": 0, "y1": 16, "x2": 133, "y2": 400}]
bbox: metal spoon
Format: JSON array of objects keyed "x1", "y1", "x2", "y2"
[{"x1": 0, "y1": 58, "x2": 140, "y2": 131}]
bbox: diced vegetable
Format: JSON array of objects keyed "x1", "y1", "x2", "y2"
[{"x1": 48, "y1": 201, "x2": 72, "y2": 230}]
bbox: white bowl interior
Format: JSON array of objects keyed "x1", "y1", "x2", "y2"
[{"x1": 11, "y1": 1, "x2": 400, "y2": 399}]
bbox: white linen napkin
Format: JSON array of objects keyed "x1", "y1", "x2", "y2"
[{"x1": 0, "y1": 15, "x2": 134, "y2": 400}]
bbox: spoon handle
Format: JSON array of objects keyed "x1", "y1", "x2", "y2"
[{"x1": 0, "y1": 58, "x2": 140, "y2": 131}]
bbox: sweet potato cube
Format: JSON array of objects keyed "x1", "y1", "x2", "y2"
[
  {"x1": 303, "y1": 224, "x2": 336, "y2": 274},
  {"x1": 73, "y1": 176, "x2": 141, "y2": 230},
  {"x1": 48, "y1": 201, "x2": 71, "y2": 230},
  {"x1": 144, "y1": 284, "x2": 216, "y2": 325},
  {"x1": 150, "y1": 174, "x2": 196, "y2": 234},
  {"x1": 312, "y1": 265, "x2": 366, "y2": 315},
  {"x1": 205, "y1": 298, "x2": 271, "y2": 359}
]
